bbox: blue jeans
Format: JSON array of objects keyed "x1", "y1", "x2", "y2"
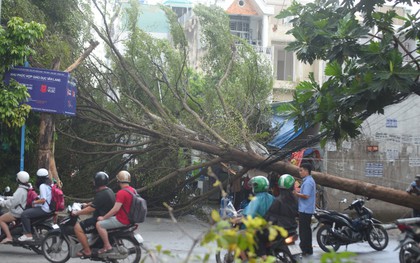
[{"x1": 20, "y1": 207, "x2": 50, "y2": 234}]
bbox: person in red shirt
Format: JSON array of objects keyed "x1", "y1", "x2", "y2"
[{"x1": 96, "y1": 170, "x2": 136, "y2": 254}]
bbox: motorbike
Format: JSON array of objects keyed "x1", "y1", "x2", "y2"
[
  {"x1": 395, "y1": 217, "x2": 420, "y2": 263},
  {"x1": 315, "y1": 198, "x2": 389, "y2": 252},
  {"x1": 215, "y1": 201, "x2": 301, "y2": 263},
  {"x1": 216, "y1": 231, "x2": 301, "y2": 263},
  {"x1": 0, "y1": 191, "x2": 54, "y2": 254},
  {"x1": 41, "y1": 203, "x2": 143, "y2": 263}
]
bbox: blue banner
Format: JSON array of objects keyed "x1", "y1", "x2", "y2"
[{"x1": 4, "y1": 66, "x2": 77, "y2": 116}]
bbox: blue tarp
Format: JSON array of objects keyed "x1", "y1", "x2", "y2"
[{"x1": 267, "y1": 115, "x2": 303, "y2": 149}]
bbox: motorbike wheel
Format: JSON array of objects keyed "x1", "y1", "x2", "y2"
[
  {"x1": 215, "y1": 250, "x2": 235, "y2": 263},
  {"x1": 367, "y1": 224, "x2": 389, "y2": 251},
  {"x1": 399, "y1": 241, "x2": 419, "y2": 263},
  {"x1": 29, "y1": 224, "x2": 53, "y2": 255},
  {"x1": 316, "y1": 225, "x2": 341, "y2": 252},
  {"x1": 274, "y1": 247, "x2": 295, "y2": 263},
  {"x1": 42, "y1": 232, "x2": 71, "y2": 263},
  {"x1": 112, "y1": 237, "x2": 142, "y2": 263}
]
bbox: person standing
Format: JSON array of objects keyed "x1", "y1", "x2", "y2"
[
  {"x1": 406, "y1": 175, "x2": 420, "y2": 217},
  {"x1": 294, "y1": 163, "x2": 316, "y2": 256}
]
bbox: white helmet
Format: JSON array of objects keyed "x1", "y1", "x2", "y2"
[
  {"x1": 116, "y1": 170, "x2": 131, "y2": 183},
  {"x1": 17, "y1": 171, "x2": 30, "y2": 184},
  {"x1": 36, "y1": 168, "x2": 49, "y2": 177}
]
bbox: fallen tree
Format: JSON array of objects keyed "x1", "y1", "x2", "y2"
[{"x1": 54, "y1": 0, "x2": 420, "y2": 212}]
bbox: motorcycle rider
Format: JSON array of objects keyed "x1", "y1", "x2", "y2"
[
  {"x1": 264, "y1": 174, "x2": 299, "y2": 233},
  {"x1": 0, "y1": 171, "x2": 31, "y2": 244},
  {"x1": 232, "y1": 175, "x2": 275, "y2": 259},
  {"x1": 406, "y1": 174, "x2": 420, "y2": 217},
  {"x1": 96, "y1": 170, "x2": 137, "y2": 254},
  {"x1": 18, "y1": 168, "x2": 53, "y2": 242},
  {"x1": 72, "y1": 172, "x2": 116, "y2": 257}
]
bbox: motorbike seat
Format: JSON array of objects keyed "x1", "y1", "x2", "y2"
[
  {"x1": 14, "y1": 212, "x2": 55, "y2": 225},
  {"x1": 328, "y1": 211, "x2": 351, "y2": 220},
  {"x1": 107, "y1": 223, "x2": 137, "y2": 233}
]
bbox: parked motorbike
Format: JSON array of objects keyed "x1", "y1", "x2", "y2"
[
  {"x1": 215, "y1": 202, "x2": 301, "y2": 263},
  {"x1": 41, "y1": 203, "x2": 143, "y2": 263},
  {"x1": 395, "y1": 217, "x2": 420, "y2": 263},
  {"x1": 315, "y1": 198, "x2": 389, "y2": 252},
  {"x1": 0, "y1": 192, "x2": 54, "y2": 254}
]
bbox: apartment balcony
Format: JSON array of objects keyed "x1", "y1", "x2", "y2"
[{"x1": 272, "y1": 80, "x2": 297, "y2": 102}]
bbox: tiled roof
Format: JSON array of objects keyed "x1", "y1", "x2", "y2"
[{"x1": 226, "y1": 0, "x2": 259, "y2": 16}]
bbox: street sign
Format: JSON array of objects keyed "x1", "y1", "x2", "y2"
[{"x1": 4, "y1": 66, "x2": 77, "y2": 116}]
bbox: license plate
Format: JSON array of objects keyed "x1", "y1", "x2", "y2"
[
  {"x1": 52, "y1": 224, "x2": 59, "y2": 229},
  {"x1": 134, "y1": 233, "x2": 144, "y2": 244},
  {"x1": 288, "y1": 244, "x2": 302, "y2": 255}
]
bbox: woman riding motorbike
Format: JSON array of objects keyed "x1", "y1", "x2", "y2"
[
  {"x1": 264, "y1": 174, "x2": 299, "y2": 233},
  {"x1": 0, "y1": 171, "x2": 31, "y2": 244},
  {"x1": 232, "y1": 175, "x2": 275, "y2": 259},
  {"x1": 19, "y1": 168, "x2": 53, "y2": 242}
]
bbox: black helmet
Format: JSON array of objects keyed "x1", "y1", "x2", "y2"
[{"x1": 94, "y1": 172, "x2": 109, "y2": 187}]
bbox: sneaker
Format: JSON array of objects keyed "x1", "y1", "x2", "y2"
[{"x1": 18, "y1": 235, "x2": 33, "y2": 242}]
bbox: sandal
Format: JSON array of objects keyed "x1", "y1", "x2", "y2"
[
  {"x1": 0, "y1": 238, "x2": 12, "y2": 244},
  {"x1": 98, "y1": 247, "x2": 112, "y2": 254},
  {"x1": 76, "y1": 250, "x2": 92, "y2": 257}
]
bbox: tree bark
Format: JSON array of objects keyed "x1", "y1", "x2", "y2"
[
  {"x1": 37, "y1": 41, "x2": 99, "y2": 186},
  {"x1": 180, "y1": 138, "x2": 420, "y2": 210},
  {"x1": 37, "y1": 113, "x2": 54, "y2": 170}
]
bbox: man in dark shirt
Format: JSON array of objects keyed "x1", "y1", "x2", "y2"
[{"x1": 73, "y1": 172, "x2": 115, "y2": 257}]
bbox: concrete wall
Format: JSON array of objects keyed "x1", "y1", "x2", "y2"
[{"x1": 322, "y1": 95, "x2": 420, "y2": 221}]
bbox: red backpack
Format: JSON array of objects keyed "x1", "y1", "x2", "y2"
[
  {"x1": 26, "y1": 187, "x2": 38, "y2": 209},
  {"x1": 48, "y1": 184, "x2": 65, "y2": 211}
]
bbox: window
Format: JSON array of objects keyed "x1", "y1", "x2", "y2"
[
  {"x1": 276, "y1": 50, "x2": 294, "y2": 81},
  {"x1": 230, "y1": 16, "x2": 251, "y2": 42}
]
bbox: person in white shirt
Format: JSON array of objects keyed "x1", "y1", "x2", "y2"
[{"x1": 0, "y1": 171, "x2": 31, "y2": 244}]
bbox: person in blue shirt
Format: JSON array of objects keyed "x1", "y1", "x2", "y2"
[
  {"x1": 233, "y1": 175, "x2": 274, "y2": 259},
  {"x1": 242, "y1": 176, "x2": 274, "y2": 219},
  {"x1": 294, "y1": 163, "x2": 316, "y2": 256},
  {"x1": 406, "y1": 175, "x2": 420, "y2": 217}
]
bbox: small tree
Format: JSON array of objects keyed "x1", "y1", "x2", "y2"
[
  {"x1": 276, "y1": 0, "x2": 420, "y2": 145},
  {"x1": 0, "y1": 17, "x2": 45, "y2": 185}
]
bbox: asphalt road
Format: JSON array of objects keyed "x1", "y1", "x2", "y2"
[{"x1": 0, "y1": 216, "x2": 404, "y2": 263}]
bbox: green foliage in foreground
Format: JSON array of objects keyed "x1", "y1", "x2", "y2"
[
  {"x1": 142, "y1": 209, "x2": 357, "y2": 263},
  {"x1": 201, "y1": 210, "x2": 288, "y2": 263},
  {"x1": 0, "y1": 17, "x2": 45, "y2": 128}
]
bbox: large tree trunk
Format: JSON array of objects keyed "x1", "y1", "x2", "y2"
[
  {"x1": 37, "y1": 41, "x2": 98, "y2": 185},
  {"x1": 38, "y1": 113, "x2": 54, "y2": 170},
  {"x1": 182, "y1": 139, "x2": 420, "y2": 210}
]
